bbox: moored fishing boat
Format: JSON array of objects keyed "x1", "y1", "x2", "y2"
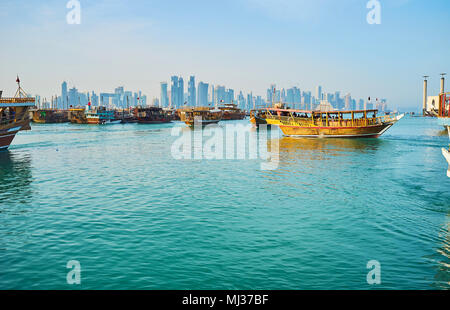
[
  {"x1": 86, "y1": 106, "x2": 120, "y2": 125},
  {"x1": 116, "y1": 108, "x2": 137, "y2": 123},
  {"x1": 250, "y1": 109, "x2": 269, "y2": 127},
  {"x1": 0, "y1": 77, "x2": 35, "y2": 150},
  {"x1": 68, "y1": 108, "x2": 87, "y2": 124},
  {"x1": 265, "y1": 108, "x2": 404, "y2": 138},
  {"x1": 178, "y1": 107, "x2": 223, "y2": 127},
  {"x1": 218, "y1": 103, "x2": 246, "y2": 120},
  {"x1": 32, "y1": 109, "x2": 69, "y2": 123},
  {"x1": 134, "y1": 106, "x2": 172, "y2": 124},
  {"x1": 164, "y1": 108, "x2": 180, "y2": 121},
  {"x1": 437, "y1": 92, "x2": 450, "y2": 129}
]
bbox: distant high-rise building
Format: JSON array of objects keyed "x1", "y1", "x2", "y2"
[
  {"x1": 197, "y1": 82, "x2": 209, "y2": 107},
  {"x1": 178, "y1": 77, "x2": 184, "y2": 107},
  {"x1": 302, "y1": 91, "x2": 311, "y2": 109},
  {"x1": 358, "y1": 99, "x2": 364, "y2": 110},
  {"x1": 114, "y1": 86, "x2": 125, "y2": 108},
  {"x1": 365, "y1": 98, "x2": 374, "y2": 110},
  {"x1": 188, "y1": 76, "x2": 196, "y2": 107},
  {"x1": 170, "y1": 76, "x2": 183, "y2": 108},
  {"x1": 214, "y1": 85, "x2": 226, "y2": 106},
  {"x1": 286, "y1": 88, "x2": 294, "y2": 104},
  {"x1": 237, "y1": 91, "x2": 245, "y2": 110},
  {"x1": 209, "y1": 85, "x2": 215, "y2": 106},
  {"x1": 316, "y1": 86, "x2": 322, "y2": 101},
  {"x1": 61, "y1": 81, "x2": 68, "y2": 109},
  {"x1": 247, "y1": 92, "x2": 253, "y2": 110},
  {"x1": 124, "y1": 91, "x2": 132, "y2": 108},
  {"x1": 267, "y1": 84, "x2": 276, "y2": 103},
  {"x1": 344, "y1": 93, "x2": 351, "y2": 110},
  {"x1": 255, "y1": 96, "x2": 263, "y2": 108},
  {"x1": 160, "y1": 82, "x2": 168, "y2": 107},
  {"x1": 225, "y1": 89, "x2": 234, "y2": 104},
  {"x1": 91, "y1": 91, "x2": 99, "y2": 106},
  {"x1": 68, "y1": 87, "x2": 79, "y2": 107}
]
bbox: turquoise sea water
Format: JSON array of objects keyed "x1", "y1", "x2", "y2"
[{"x1": 0, "y1": 116, "x2": 449, "y2": 290}]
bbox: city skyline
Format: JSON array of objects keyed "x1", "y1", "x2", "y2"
[
  {"x1": 1, "y1": 0, "x2": 449, "y2": 111},
  {"x1": 38, "y1": 77, "x2": 390, "y2": 113}
]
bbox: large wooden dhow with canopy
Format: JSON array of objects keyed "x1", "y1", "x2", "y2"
[
  {"x1": 0, "y1": 77, "x2": 35, "y2": 150},
  {"x1": 177, "y1": 107, "x2": 223, "y2": 127},
  {"x1": 264, "y1": 108, "x2": 404, "y2": 138}
]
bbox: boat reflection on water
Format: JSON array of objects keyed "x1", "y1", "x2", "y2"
[
  {"x1": 275, "y1": 136, "x2": 384, "y2": 165},
  {"x1": 432, "y1": 219, "x2": 450, "y2": 289},
  {"x1": 0, "y1": 151, "x2": 33, "y2": 205}
]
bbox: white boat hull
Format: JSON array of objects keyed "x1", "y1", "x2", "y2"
[
  {"x1": 105, "y1": 120, "x2": 122, "y2": 125},
  {"x1": 443, "y1": 148, "x2": 450, "y2": 178}
]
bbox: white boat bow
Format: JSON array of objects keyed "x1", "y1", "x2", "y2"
[
  {"x1": 396, "y1": 113, "x2": 405, "y2": 121},
  {"x1": 443, "y1": 148, "x2": 450, "y2": 178}
]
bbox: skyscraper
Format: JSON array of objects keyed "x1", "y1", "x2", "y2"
[
  {"x1": 188, "y1": 76, "x2": 196, "y2": 107},
  {"x1": 61, "y1": 81, "x2": 68, "y2": 109},
  {"x1": 247, "y1": 92, "x2": 253, "y2": 110},
  {"x1": 68, "y1": 87, "x2": 79, "y2": 107},
  {"x1": 225, "y1": 89, "x2": 234, "y2": 104},
  {"x1": 209, "y1": 85, "x2": 215, "y2": 106},
  {"x1": 267, "y1": 84, "x2": 276, "y2": 103},
  {"x1": 344, "y1": 93, "x2": 351, "y2": 110},
  {"x1": 316, "y1": 86, "x2": 322, "y2": 102},
  {"x1": 115, "y1": 86, "x2": 124, "y2": 108},
  {"x1": 160, "y1": 82, "x2": 168, "y2": 107},
  {"x1": 214, "y1": 85, "x2": 226, "y2": 106},
  {"x1": 178, "y1": 77, "x2": 184, "y2": 107},
  {"x1": 170, "y1": 76, "x2": 179, "y2": 108},
  {"x1": 197, "y1": 82, "x2": 209, "y2": 107},
  {"x1": 358, "y1": 99, "x2": 365, "y2": 110}
]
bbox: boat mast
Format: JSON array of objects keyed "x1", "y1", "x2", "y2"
[{"x1": 13, "y1": 76, "x2": 29, "y2": 98}]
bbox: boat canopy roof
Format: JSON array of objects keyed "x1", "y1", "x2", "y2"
[
  {"x1": 0, "y1": 97, "x2": 35, "y2": 107},
  {"x1": 265, "y1": 108, "x2": 379, "y2": 115}
]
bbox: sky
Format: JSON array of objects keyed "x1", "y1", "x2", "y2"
[{"x1": 1, "y1": 0, "x2": 449, "y2": 110}]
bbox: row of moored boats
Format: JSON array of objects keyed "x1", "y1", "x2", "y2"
[{"x1": 2, "y1": 79, "x2": 450, "y2": 177}]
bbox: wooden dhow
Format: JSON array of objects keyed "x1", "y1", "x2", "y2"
[
  {"x1": 438, "y1": 92, "x2": 450, "y2": 128},
  {"x1": 85, "y1": 106, "x2": 120, "y2": 124},
  {"x1": 32, "y1": 109, "x2": 69, "y2": 123},
  {"x1": 134, "y1": 106, "x2": 172, "y2": 124},
  {"x1": 250, "y1": 109, "x2": 270, "y2": 127},
  {"x1": 178, "y1": 107, "x2": 223, "y2": 127},
  {"x1": 0, "y1": 77, "x2": 35, "y2": 150},
  {"x1": 218, "y1": 103, "x2": 246, "y2": 120},
  {"x1": 264, "y1": 108, "x2": 404, "y2": 138}
]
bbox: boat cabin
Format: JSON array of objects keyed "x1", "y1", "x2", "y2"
[{"x1": 265, "y1": 108, "x2": 386, "y2": 127}]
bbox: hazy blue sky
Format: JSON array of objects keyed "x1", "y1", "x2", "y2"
[{"x1": 1, "y1": 0, "x2": 449, "y2": 109}]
